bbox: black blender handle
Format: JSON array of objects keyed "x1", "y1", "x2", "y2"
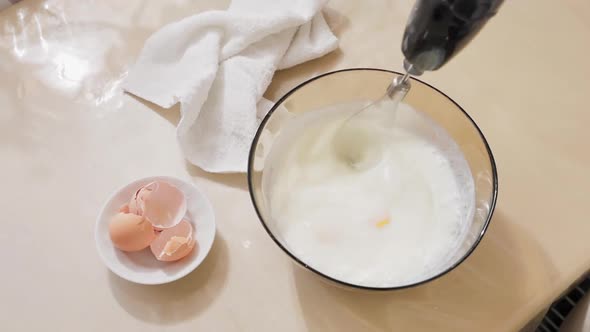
[{"x1": 402, "y1": 0, "x2": 504, "y2": 74}]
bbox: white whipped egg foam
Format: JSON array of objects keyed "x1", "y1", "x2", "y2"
[{"x1": 261, "y1": 101, "x2": 475, "y2": 287}]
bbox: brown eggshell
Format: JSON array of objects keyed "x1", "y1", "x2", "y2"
[
  {"x1": 118, "y1": 204, "x2": 130, "y2": 213},
  {"x1": 128, "y1": 181, "x2": 187, "y2": 230},
  {"x1": 150, "y1": 220, "x2": 195, "y2": 261},
  {"x1": 109, "y1": 212, "x2": 155, "y2": 252}
]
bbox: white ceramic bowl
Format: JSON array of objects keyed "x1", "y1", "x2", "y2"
[{"x1": 95, "y1": 176, "x2": 216, "y2": 285}]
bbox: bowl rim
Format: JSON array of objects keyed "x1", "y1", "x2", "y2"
[{"x1": 247, "y1": 68, "x2": 498, "y2": 291}]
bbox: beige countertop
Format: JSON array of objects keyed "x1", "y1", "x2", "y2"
[{"x1": 1, "y1": 0, "x2": 589, "y2": 331}]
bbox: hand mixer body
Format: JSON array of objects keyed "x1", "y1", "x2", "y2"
[
  {"x1": 333, "y1": 0, "x2": 504, "y2": 168},
  {"x1": 402, "y1": 0, "x2": 504, "y2": 74}
]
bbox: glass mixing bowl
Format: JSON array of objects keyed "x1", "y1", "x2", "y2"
[{"x1": 248, "y1": 68, "x2": 498, "y2": 290}]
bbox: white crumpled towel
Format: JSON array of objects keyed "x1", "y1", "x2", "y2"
[{"x1": 124, "y1": 0, "x2": 338, "y2": 173}]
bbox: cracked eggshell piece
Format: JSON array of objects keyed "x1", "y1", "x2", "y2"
[
  {"x1": 129, "y1": 181, "x2": 187, "y2": 230},
  {"x1": 150, "y1": 220, "x2": 196, "y2": 262},
  {"x1": 128, "y1": 187, "x2": 148, "y2": 215},
  {"x1": 108, "y1": 212, "x2": 155, "y2": 252}
]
